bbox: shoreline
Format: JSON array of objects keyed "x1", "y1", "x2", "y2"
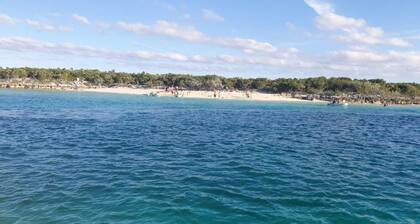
[
  {"x1": 2, "y1": 85, "x2": 419, "y2": 106},
  {"x1": 1, "y1": 68, "x2": 419, "y2": 106},
  {"x1": 0, "y1": 86, "x2": 327, "y2": 104},
  {"x1": 81, "y1": 89, "x2": 420, "y2": 107},
  {"x1": 80, "y1": 87, "x2": 328, "y2": 104}
]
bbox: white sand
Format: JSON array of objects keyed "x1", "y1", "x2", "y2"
[{"x1": 81, "y1": 87, "x2": 327, "y2": 104}]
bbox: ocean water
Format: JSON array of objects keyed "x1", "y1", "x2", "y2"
[{"x1": 0, "y1": 89, "x2": 419, "y2": 224}]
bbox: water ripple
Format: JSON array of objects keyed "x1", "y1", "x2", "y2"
[{"x1": 0, "y1": 89, "x2": 419, "y2": 223}]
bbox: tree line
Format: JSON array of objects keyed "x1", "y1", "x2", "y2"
[{"x1": 0, "y1": 67, "x2": 419, "y2": 97}]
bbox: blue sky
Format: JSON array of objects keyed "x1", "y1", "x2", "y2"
[{"x1": 1, "y1": 0, "x2": 420, "y2": 82}]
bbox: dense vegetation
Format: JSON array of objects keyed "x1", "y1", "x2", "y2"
[{"x1": 1, "y1": 67, "x2": 419, "y2": 97}]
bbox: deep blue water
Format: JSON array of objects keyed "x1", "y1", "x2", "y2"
[{"x1": 0, "y1": 89, "x2": 419, "y2": 224}]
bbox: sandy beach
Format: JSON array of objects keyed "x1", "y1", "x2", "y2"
[{"x1": 80, "y1": 87, "x2": 327, "y2": 103}]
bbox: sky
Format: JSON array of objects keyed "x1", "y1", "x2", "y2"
[{"x1": 1, "y1": 0, "x2": 420, "y2": 82}]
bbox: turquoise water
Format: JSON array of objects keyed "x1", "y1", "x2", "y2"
[{"x1": 0, "y1": 89, "x2": 419, "y2": 224}]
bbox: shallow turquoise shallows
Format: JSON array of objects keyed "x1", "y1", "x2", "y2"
[{"x1": 0, "y1": 89, "x2": 419, "y2": 224}]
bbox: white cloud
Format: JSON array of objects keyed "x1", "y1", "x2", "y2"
[
  {"x1": 118, "y1": 20, "x2": 207, "y2": 42},
  {"x1": 333, "y1": 50, "x2": 389, "y2": 63},
  {"x1": 1, "y1": 36, "x2": 419, "y2": 81},
  {"x1": 0, "y1": 4, "x2": 418, "y2": 81},
  {"x1": 202, "y1": 9, "x2": 224, "y2": 22},
  {"x1": 72, "y1": 14, "x2": 90, "y2": 25},
  {"x1": 0, "y1": 36, "x2": 292, "y2": 68},
  {"x1": 0, "y1": 13, "x2": 17, "y2": 25},
  {"x1": 26, "y1": 19, "x2": 72, "y2": 32},
  {"x1": 325, "y1": 48, "x2": 420, "y2": 80},
  {"x1": 316, "y1": 13, "x2": 365, "y2": 30},
  {"x1": 0, "y1": 37, "x2": 107, "y2": 57},
  {"x1": 304, "y1": 0, "x2": 334, "y2": 14},
  {"x1": 304, "y1": 0, "x2": 365, "y2": 30},
  {"x1": 304, "y1": 0, "x2": 411, "y2": 48},
  {"x1": 213, "y1": 37, "x2": 277, "y2": 53},
  {"x1": 128, "y1": 51, "x2": 189, "y2": 62},
  {"x1": 118, "y1": 20, "x2": 276, "y2": 53},
  {"x1": 0, "y1": 36, "x2": 204, "y2": 64},
  {"x1": 191, "y1": 55, "x2": 209, "y2": 63},
  {"x1": 386, "y1": 38, "x2": 411, "y2": 47}
]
